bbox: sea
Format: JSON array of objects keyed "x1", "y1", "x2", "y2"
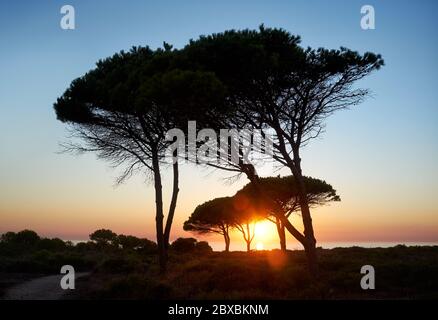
[{"x1": 68, "y1": 239, "x2": 438, "y2": 251}]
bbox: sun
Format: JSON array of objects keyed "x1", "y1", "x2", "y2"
[
  {"x1": 254, "y1": 221, "x2": 271, "y2": 237},
  {"x1": 256, "y1": 242, "x2": 264, "y2": 250},
  {"x1": 254, "y1": 221, "x2": 274, "y2": 250}
]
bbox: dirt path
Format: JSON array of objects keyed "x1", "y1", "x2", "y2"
[{"x1": 2, "y1": 272, "x2": 90, "y2": 300}]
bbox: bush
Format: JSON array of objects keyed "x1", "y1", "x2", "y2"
[
  {"x1": 1, "y1": 230, "x2": 40, "y2": 247},
  {"x1": 89, "y1": 229, "x2": 118, "y2": 246},
  {"x1": 37, "y1": 238, "x2": 67, "y2": 251},
  {"x1": 170, "y1": 237, "x2": 197, "y2": 253},
  {"x1": 75, "y1": 241, "x2": 98, "y2": 252},
  {"x1": 136, "y1": 238, "x2": 157, "y2": 254},
  {"x1": 117, "y1": 235, "x2": 142, "y2": 250},
  {"x1": 98, "y1": 257, "x2": 140, "y2": 274},
  {"x1": 170, "y1": 238, "x2": 212, "y2": 255},
  {"x1": 98, "y1": 275, "x2": 173, "y2": 300},
  {"x1": 195, "y1": 241, "x2": 213, "y2": 254}
]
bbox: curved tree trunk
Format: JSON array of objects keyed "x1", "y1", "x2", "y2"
[
  {"x1": 163, "y1": 153, "x2": 179, "y2": 250},
  {"x1": 241, "y1": 162, "x2": 317, "y2": 274},
  {"x1": 290, "y1": 149, "x2": 318, "y2": 277},
  {"x1": 299, "y1": 192, "x2": 318, "y2": 276},
  {"x1": 236, "y1": 223, "x2": 253, "y2": 252},
  {"x1": 275, "y1": 217, "x2": 287, "y2": 251},
  {"x1": 151, "y1": 149, "x2": 166, "y2": 274},
  {"x1": 223, "y1": 232, "x2": 230, "y2": 252},
  {"x1": 270, "y1": 122, "x2": 319, "y2": 277},
  {"x1": 246, "y1": 223, "x2": 252, "y2": 252}
]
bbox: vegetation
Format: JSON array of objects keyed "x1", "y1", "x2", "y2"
[
  {"x1": 1, "y1": 230, "x2": 437, "y2": 300},
  {"x1": 184, "y1": 175, "x2": 339, "y2": 252},
  {"x1": 54, "y1": 26, "x2": 383, "y2": 275},
  {"x1": 236, "y1": 176, "x2": 340, "y2": 251},
  {"x1": 184, "y1": 197, "x2": 235, "y2": 252},
  {"x1": 0, "y1": 230, "x2": 92, "y2": 277},
  {"x1": 54, "y1": 46, "x2": 225, "y2": 273},
  {"x1": 89, "y1": 229, "x2": 118, "y2": 246},
  {"x1": 180, "y1": 26, "x2": 383, "y2": 276}
]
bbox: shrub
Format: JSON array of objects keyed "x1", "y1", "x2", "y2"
[
  {"x1": 98, "y1": 275, "x2": 173, "y2": 299},
  {"x1": 89, "y1": 229, "x2": 118, "y2": 246},
  {"x1": 195, "y1": 241, "x2": 213, "y2": 254},
  {"x1": 137, "y1": 238, "x2": 157, "y2": 254},
  {"x1": 117, "y1": 235, "x2": 142, "y2": 250},
  {"x1": 37, "y1": 238, "x2": 67, "y2": 251},
  {"x1": 170, "y1": 237, "x2": 197, "y2": 253},
  {"x1": 98, "y1": 257, "x2": 139, "y2": 274}
]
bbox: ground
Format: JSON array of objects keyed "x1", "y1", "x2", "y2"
[{"x1": 2, "y1": 246, "x2": 437, "y2": 300}]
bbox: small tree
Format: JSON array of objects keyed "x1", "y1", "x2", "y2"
[
  {"x1": 195, "y1": 241, "x2": 213, "y2": 254},
  {"x1": 38, "y1": 238, "x2": 67, "y2": 251},
  {"x1": 0, "y1": 230, "x2": 41, "y2": 250},
  {"x1": 117, "y1": 234, "x2": 143, "y2": 250},
  {"x1": 184, "y1": 197, "x2": 234, "y2": 252},
  {"x1": 137, "y1": 238, "x2": 158, "y2": 254},
  {"x1": 185, "y1": 194, "x2": 265, "y2": 252},
  {"x1": 236, "y1": 176, "x2": 340, "y2": 251},
  {"x1": 231, "y1": 193, "x2": 266, "y2": 252},
  {"x1": 89, "y1": 229, "x2": 117, "y2": 246},
  {"x1": 170, "y1": 237, "x2": 197, "y2": 253}
]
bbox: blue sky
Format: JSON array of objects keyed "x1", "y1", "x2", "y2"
[{"x1": 0, "y1": 0, "x2": 437, "y2": 244}]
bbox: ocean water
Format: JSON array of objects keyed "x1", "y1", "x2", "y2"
[
  {"x1": 68, "y1": 239, "x2": 438, "y2": 251},
  {"x1": 205, "y1": 241, "x2": 438, "y2": 252}
]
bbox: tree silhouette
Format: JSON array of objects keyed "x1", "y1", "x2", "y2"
[
  {"x1": 231, "y1": 192, "x2": 266, "y2": 252},
  {"x1": 54, "y1": 46, "x2": 224, "y2": 273},
  {"x1": 0, "y1": 230, "x2": 40, "y2": 247},
  {"x1": 54, "y1": 26, "x2": 383, "y2": 275},
  {"x1": 89, "y1": 229, "x2": 117, "y2": 246},
  {"x1": 184, "y1": 193, "x2": 267, "y2": 252},
  {"x1": 184, "y1": 197, "x2": 234, "y2": 252},
  {"x1": 236, "y1": 176, "x2": 340, "y2": 251},
  {"x1": 182, "y1": 26, "x2": 383, "y2": 275},
  {"x1": 116, "y1": 234, "x2": 143, "y2": 250},
  {"x1": 170, "y1": 237, "x2": 197, "y2": 253}
]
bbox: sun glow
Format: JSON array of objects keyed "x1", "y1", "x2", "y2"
[
  {"x1": 254, "y1": 221, "x2": 274, "y2": 239},
  {"x1": 256, "y1": 242, "x2": 264, "y2": 250}
]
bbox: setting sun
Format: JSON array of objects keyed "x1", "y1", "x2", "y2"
[
  {"x1": 254, "y1": 221, "x2": 275, "y2": 241},
  {"x1": 255, "y1": 221, "x2": 269, "y2": 236},
  {"x1": 256, "y1": 242, "x2": 264, "y2": 250}
]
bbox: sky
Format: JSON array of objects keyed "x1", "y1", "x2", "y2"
[{"x1": 0, "y1": 0, "x2": 437, "y2": 250}]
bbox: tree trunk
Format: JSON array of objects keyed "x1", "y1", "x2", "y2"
[
  {"x1": 275, "y1": 217, "x2": 287, "y2": 251},
  {"x1": 138, "y1": 115, "x2": 169, "y2": 274},
  {"x1": 271, "y1": 123, "x2": 319, "y2": 276},
  {"x1": 278, "y1": 214, "x2": 306, "y2": 245},
  {"x1": 246, "y1": 223, "x2": 251, "y2": 252},
  {"x1": 241, "y1": 163, "x2": 259, "y2": 184},
  {"x1": 242, "y1": 151, "x2": 318, "y2": 275},
  {"x1": 299, "y1": 196, "x2": 318, "y2": 276},
  {"x1": 224, "y1": 232, "x2": 230, "y2": 252},
  {"x1": 151, "y1": 150, "x2": 166, "y2": 274},
  {"x1": 290, "y1": 149, "x2": 319, "y2": 277},
  {"x1": 163, "y1": 154, "x2": 179, "y2": 250}
]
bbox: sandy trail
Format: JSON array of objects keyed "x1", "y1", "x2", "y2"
[{"x1": 2, "y1": 272, "x2": 90, "y2": 300}]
